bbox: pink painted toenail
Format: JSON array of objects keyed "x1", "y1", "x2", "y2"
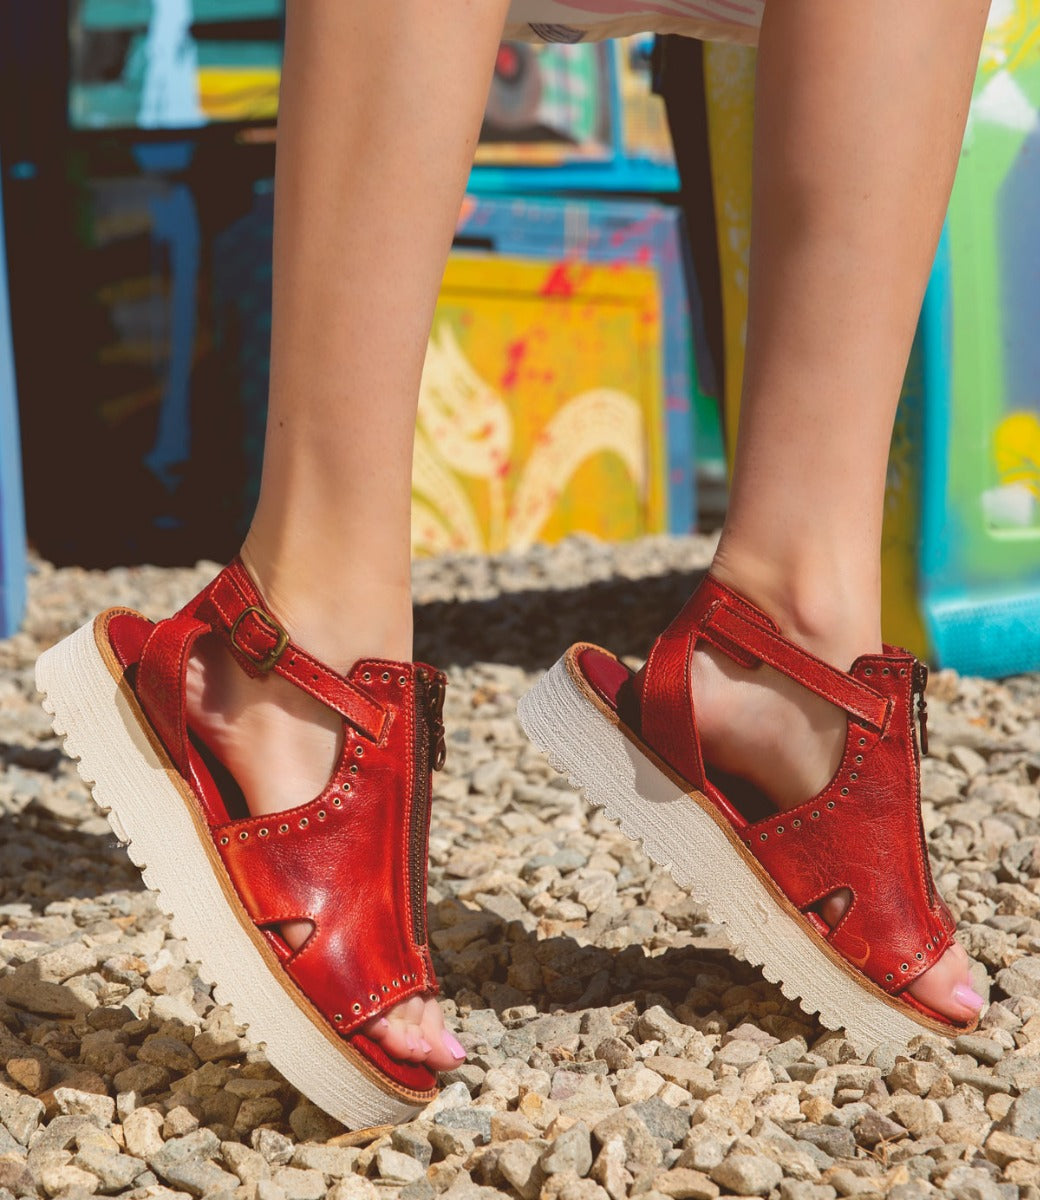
[
  {"x1": 953, "y1": 984, "x2": 985, "y2": 1011},
  {"x1": 443, "y1": 1031, "x2": 466, "y2": 1061},
  {"x1": 419, "y1": 1039, "x2": 432, "y2": 1055}
]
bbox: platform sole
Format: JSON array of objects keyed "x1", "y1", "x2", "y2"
[
  {"x1": 36, "y1": 616, "x2": 432, "y2": 1129},
  {"x1": 517, "y1": 650, "x2": 942, "y2": 1054}
]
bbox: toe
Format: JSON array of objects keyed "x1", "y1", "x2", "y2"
[
  {"x1": 907, "y1": 941, "x2": 985, "y2": 1023},
  {"x1": 419, "y1": 999, "x2": 466, "y2": 1072}
]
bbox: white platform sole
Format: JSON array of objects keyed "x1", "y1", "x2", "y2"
[
  {"x1": 36, "y1": 617, "x2": 430, "y2": 1129},
  {"x1": 517, "y1": 652, "x2": 938, "y2": 1054}
]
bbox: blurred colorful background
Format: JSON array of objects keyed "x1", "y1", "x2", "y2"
[{"x1": 1, "y1": 0, "x2": 1038, "y2": 677}]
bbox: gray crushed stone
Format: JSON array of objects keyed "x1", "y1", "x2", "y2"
[{"x1": 0, "y1": 533, "x2": 1039, "y2": 1199}]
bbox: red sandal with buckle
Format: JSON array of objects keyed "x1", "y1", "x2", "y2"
[
  {"x1": 519, "y1": 574, "x2": 979, "y2": 1050},
  {"x1": 36, "y1": 559, "x2": 447, "y2": 1128}
]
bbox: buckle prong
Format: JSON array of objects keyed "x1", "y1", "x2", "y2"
[{"x1": 230, "y1": 606, "x2": 289, "y2": 673}]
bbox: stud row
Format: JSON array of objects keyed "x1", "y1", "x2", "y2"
[
  {"x1": 361, "y1": 670, "x2": 408, "y2": 686},
  {"x1": 334, "y1": 973, "x2": 419, "y2": 1021},
  {"x1": 884, "y1": 938, "x2": 940, "y2": 982}
]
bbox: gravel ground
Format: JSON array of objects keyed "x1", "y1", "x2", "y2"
[{"x1": 1, "y1": 534, "x2": 1039, "y2": 1200}]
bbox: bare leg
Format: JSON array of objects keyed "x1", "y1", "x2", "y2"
[
  {"x1": 186, "y1": 0, "x2": 511, "y2": 1069},
  {"x1": 691, "y1": 0, "x2": 990, "y2": 1021}
]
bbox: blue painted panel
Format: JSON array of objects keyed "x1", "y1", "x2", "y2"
[{"x1": 0, "y1": 153, "x2": 28, "y2": 639}]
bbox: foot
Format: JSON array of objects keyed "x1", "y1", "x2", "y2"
[
  {"x1": 688, "y1": 566, "x2": 985, "y2": 1025},
  {"x1": 185, "y1": 632, "x2": 465, "y2": 1072}
]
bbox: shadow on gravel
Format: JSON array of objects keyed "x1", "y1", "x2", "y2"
[
  {"x1": 0, "y1": 807, "x2": 145, "y2": 908},
  {"x1": 414, "y1": 567, "x2": 708, "y2": 671},
  {"x1": 431, "y1": 897, "x2": 817, "y2": 1039}
]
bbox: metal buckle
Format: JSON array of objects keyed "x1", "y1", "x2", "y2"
[{"x1": 230, "y1": 606, "x2": 289, "y2": 673}]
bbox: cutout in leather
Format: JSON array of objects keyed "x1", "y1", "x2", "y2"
[
  {"x1": 259, "y1": 919, "x2": 316, "y2": 958},
  {"x1": 808, "y1": 887, "x2": 854, "y2": 934}
]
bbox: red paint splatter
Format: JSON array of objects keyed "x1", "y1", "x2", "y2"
[{"x1": 500, "y1": 339, "x2": 528, "y2": 391}]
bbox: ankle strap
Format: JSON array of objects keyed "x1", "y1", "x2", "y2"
[
  {"x1": 702, "y1": 598, "x2": 891, "y2": 733},
  {"x1": 638, "y1": 576, "x2": 893, "y2": 788},
  {"x1": 203, "y1": 560, "x2": 388, "y2": 743}
]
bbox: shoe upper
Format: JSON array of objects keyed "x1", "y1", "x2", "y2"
[{"x1": 101, "y1": 559, "x2": 445, "y2": 1092}]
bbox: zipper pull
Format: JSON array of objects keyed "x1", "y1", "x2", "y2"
[
  {"x1": 421, "y1": 669, "x2": 447, "y2": 771},
  {"x1": 913, "y1": 660, "x2": 929, "y2": 757}
]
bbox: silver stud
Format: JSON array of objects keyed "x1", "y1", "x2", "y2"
[
  {"x1": 811, "y1": 811, "x2": 820, "y2": 819},
  {"x1": 343, "y1": 781, "x2": 351, "y2": 793},
  {"x1": 334, "y1": 1012, "x2": 343, "y2": 1021},
  {"x1": 886, "y1": 973, "x2": 893, "y2": 982},
  {"x1": 826, "y1": 801, "x2": 835, "y2": 810},
  {"x1": 841, "y1": 788, "x2": 849, "y2": 796},
  {"x1": 382, "y1": 984, "x2": 389, "y2": 993},
  {"x1": 318, "y1": 810, "x2": 327, "y2": 820},
  {"x1": 259, "y1": 828, "x2": 269, "y2": 837},
  {"x1": 864, "y1": 667, "x2": 873, "y2": 676},
  {"x1": 333, "y1": 797, "x2": 342, "y2": 807},
  {"x1": 916, "y1": 952, "x2": 924, "y2": 960},
  {"x1": 850, "y1": 772, "x2": 858, "y2": 781},
  {"x1": 369, "y1": 993, "x2": 378, "y2": 1002},
  {"x1": 363, "y1": 671, "x2": 371, "y2": 682},
  {"x1": 398, "y1": 675, "x2": 407, "y2": 686},
  {"x1": 855, "y1": 755, "x2": 863, "y2": 764},
  {"x1": 220, "y1": 836, "x2": 229, "y2": 845},
  {"x1": 793, "y1": 819, "x2": 801, "y2": 828},
  {"x1": 382, "y1": 672, "x2": 391, "y2": 683},
  {"x1": 900, "y1": 668, "x2": 907, "y2": 677},
  {"x1": 900, "y1": 962, "x2": 909, "y2": 971},
  {"x1": 350, "y1": 763, "x2": 359, "y2": 775},
  {"x1": 777, "y1": 826, "x2": 785, "y2": 834},
  {"x1": 882, "y1": 667, "x2": 890, "y2": 676},
  {"x1": 352, "y1": 1002, "x2": 362, "y2": 1014},
  {"x1": 859, "y1": 737, "x2": 867, "y2": 747},
  {"x1": 279, "y1": 823, "x2": 289, "y2": 833},
  {"x1": 760, "y1": 833, "x2": 768, "y2": 841},
  {"x1": 393, "y1": 979, "x2": 400, "y2": 988},
  {"x1": 299, "y1": 818, "x2": 309, "y2": 829},
  {"x1": 355, "y1": 745, "x2": 365, "y2": 757},
  {"x1": 239, "y1": 831, "x2": 249, "y2": 840}
]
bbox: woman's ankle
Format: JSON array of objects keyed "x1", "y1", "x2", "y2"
[
  {"x1": 708, "y1": 537, "x2": 884, "y2": 670},
  {"x1": 239, "y1": 539, "x2": 414, "y2": 672}
]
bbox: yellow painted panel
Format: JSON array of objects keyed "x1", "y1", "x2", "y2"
[{"x1": 412, "y1": 255, "x2": 665, "y2": 556}]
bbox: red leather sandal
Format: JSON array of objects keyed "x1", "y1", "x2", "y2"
[
  {"x1": 518, "y1": 575, "x2": 979, "y2": 1050},
  {"x1": 36, "y1": 559, "x2": 447, "y2": 1128}
]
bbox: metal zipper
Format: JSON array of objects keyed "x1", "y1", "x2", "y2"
[
  {"x1": 912, "y1": 660, "x2": 930, "y2": 757},
  {"x1": 408, "y1": 668, "x2": 446, "y2": 946},
  {"x1": 910, "y1": 658, "x2": 936, "y2": 907}
]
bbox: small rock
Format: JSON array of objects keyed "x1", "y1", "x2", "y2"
[
  {"x1": 497, "y1": 1140, "x2": 545, "y2": 1200},
  {"x1": 853, "y1": 1110, "x2": 907, "y2": 1148},
  {"x1": 996, "y1": 1087, "x2": 1040, "y2": 1140},
  {"x1": 288, "y1": 1102, "x2": 343, "y2": 1143},
  {"x1": 159, "y1": 1159, "x2": 240, "y2": 1196},
  {"x1": 121, "y1": 1107, "x2": 164, "y2": 1159},
  {"x1": 37, "y1": 1162, "x2": 101, "y2": 1196},
  {"x1": 251, "y1": 1128, "x2": 295, "y2": 1165},
  {"x1": 433, "y1": 1107, "x2": 493, "y2": 1144},
  {"x1": 271, "y1": 1166, "x2": 327, "y2": 1200},
  {"x1": 653, "y1": 1167, "x2": 720, "y2": 1199},
  {"x1": 391, "y1": 1125, "x2": 433, "y2": 1168},
  {"x1": 4, "y1": 1056, "x2": 49, "y2": 1095},
  {"x1": 292, "y1": 1143, "x2": 360, "y2": 1178},
  {"x1": 73, "y1": 1144, "x2": 146, "y2": 1192},
  {"x1": 711, "y1": 1154, "x2": 783, "y2": 1197},
  {"x1": 162, "y1": 1105, "x2": 199, "y2": 1138},
  {"x1": 327, "y1": 1178, "x2": 378, "y2": 1200},
  {"x1": 375, "y1": 1147, "x2": 425, "y2": 1185},
  {"x1": 630, "y1": 1097, "x2": 691, "y2": 1144},
  {"x1": 634, "y1": 1008, "x2": 687, "y2": 1044},
  {"x1": 541, "y1": 1124, "x2": 593, "y2": 1178}
]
